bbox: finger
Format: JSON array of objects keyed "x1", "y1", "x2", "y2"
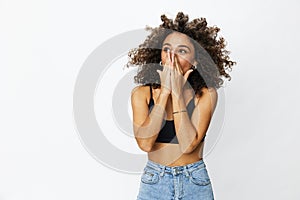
[
  {"x1": 174, "y1": 56, "x2": 183, "y2": 75},
  {"x1": 167, "y1": 51, "x2": 172, "y2": 69},
  {"x1": 163, "y1": 52, "x2": 169, "y2": 69},
  {"x1": 174, "y1": 57, "x2": 184, "y2": 77},
  {"x1": 171, "y1": 52, "x2": 175, "y2": 70},
  {"x1": 173, "y1": 55, "x2": 177, "y2": 70}
]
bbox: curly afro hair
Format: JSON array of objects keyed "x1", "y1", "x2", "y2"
[{"x1": 126, "y1": 12, "x2": 236, "y2": 97}]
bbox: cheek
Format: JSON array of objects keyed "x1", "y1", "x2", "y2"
[{"x1": 177, "y1": 56, "x2": 192, "y2": 69}]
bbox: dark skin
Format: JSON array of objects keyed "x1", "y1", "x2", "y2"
[{"x1": 131, "y1": 32, "x2": 218, "y2": 166}]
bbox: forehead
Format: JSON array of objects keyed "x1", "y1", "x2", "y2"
[{"x1": 162, "y1": 32, "x2": 194, "y2": 48}]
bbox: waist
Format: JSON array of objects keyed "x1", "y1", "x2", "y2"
[{"x1": 144, "y1": 158, "x2": 205, "y2": 176}]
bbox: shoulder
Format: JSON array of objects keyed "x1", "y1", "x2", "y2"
[
  {"x1": 131, "y1": 85, "x2": 148, "y2": 96},
  {"x1": 204, "y1": 87, "x2": 218, "y2": 99},
  {"x1": 195, "y1": 87, "x2": 218, "y2": 108},
  {"x1": 131, "y1": 85, "x2": 149, "y2": 102}
]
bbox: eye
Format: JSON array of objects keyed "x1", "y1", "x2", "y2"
[
  {"x1": 178, "y1": 49, "x2": 188, "y2": 54},
  {"x1": 163, "y1": 47, "x2": 171, "y2": 52}
]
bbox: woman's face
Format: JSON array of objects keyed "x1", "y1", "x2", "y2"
[{"x1": 161, "y1": 32, "x2": 197, "y2": 75}]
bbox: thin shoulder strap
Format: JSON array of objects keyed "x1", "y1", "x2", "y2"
[
  {"x1": 192, "y1": 93, "x2": 196, "y2": 108},
  {"x1": 149, "y1": 85, "x2": 153, "y2": 99}
]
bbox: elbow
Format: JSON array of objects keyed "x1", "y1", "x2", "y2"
[
  {"x1": 135, "y1": 129, "x2": 156, "y2": 152},
  {"x1": 137, "y1": 140, "x2": 153, "y2": 152},
  {"x1": 180, "y1": 132, "x2": 203, "y2": 154},
  {"x1": 180, "y1": 138, "x2": 197, "y2": 154},
  {"x1": 180, "y1": 145, "x2": 194, "y2": 154},
  {"x1": 139, "y1": 144, "x2": 152, "y2": 152}
]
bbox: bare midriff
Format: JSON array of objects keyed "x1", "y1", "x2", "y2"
[{"x1": 147, "y1": 141, "x2": 204, "y2": 167}]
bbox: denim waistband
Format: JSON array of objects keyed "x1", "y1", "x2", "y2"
[{"x1": 145, "y1": 159, "x2": 206, "y2": 177}]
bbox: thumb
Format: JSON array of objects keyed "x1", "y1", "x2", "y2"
[
  {"x1": 156, "y1": 70, "x2": 161, "y2": 75},
  {"x1": 184, "y1": 69, "x2": 193, "y2": 80}
]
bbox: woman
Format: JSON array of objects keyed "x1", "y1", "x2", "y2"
[{"x1": 127, "y1": 12, "x2": 235, "y2": 200}]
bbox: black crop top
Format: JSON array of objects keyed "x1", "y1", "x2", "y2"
[{"x1": 148, "y1": 85, "x2": 206, "y2": 144}]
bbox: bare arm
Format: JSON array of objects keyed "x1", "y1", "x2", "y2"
[
  {"x1": 172, "y1": 87, "x2": 218, "y2": 154},
  {"x1": 131, "y1": 86, "x2": 170, "y2": 152}
]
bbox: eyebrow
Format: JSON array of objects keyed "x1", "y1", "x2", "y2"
[{"x1": 162, "y1": 43, "x2": 191, "y2": 51}]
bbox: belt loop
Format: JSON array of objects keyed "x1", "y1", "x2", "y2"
[
  {"x1": 183, "y1": 166, "x2": 190, "y2": 177},
  {"x1": 160, "y1": 166, "x2": 165, "y2": 177}
]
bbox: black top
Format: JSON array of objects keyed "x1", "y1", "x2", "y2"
[{"x1": 148, "y1": 85, "x2": 206, "y2": 144}]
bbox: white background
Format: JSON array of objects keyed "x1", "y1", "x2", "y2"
[{"x1": 1, "y1": 0, "x2": 300, "y2": 199}]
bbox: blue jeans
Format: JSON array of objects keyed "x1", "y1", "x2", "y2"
[{"x1": 136, "y1": 159, "x2": 214, "y2": 200}]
